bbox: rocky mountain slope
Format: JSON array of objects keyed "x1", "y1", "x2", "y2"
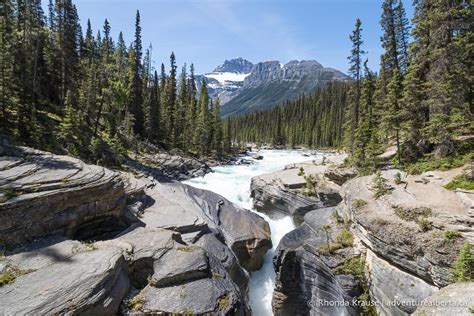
[
  {"x1": 250, "y1": 155, "x2": 473, "y2": 315},
  {"x1": 0, "y1": 144, "x2": 272, "y2": 314},
  {"x1": 198, "y1": 58, "x2": 349, "y2": 117}
]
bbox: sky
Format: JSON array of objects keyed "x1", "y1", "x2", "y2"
[{"x1": 42, "y1": 0, "x2": 413, "y2": 75}]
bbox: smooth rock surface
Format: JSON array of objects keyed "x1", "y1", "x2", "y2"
[
  {"x1": 0, "y1": 146, "x2": 127, "y2": 247},
  {"x1": 413, "y1": 282, "x2": 474, "y2": 316},
  {"x1": 0, "y1": 246, "x2": 130, "y2": 315},
  {"x1": 251, "y1": 155, "x2": 347, "y2": 222},
  {"x1": 272, "y1": 208, "x2": 359, "y2": 316}
]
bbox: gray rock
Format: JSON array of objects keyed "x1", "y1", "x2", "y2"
[
  {"x1": 0, "y1": 147, "x2": 128, "y2": 247},
  {"x1": 413, "y1": 282, "x2": 474, "y2": 316},
  {"x1": 324, "y1": 166, "x2": 357, "y2": 186},
  {"x1": 0, "y1": 246, "x2": 130, "y2": 315},
  {"x1": 272, "y1": 208, "x2": 358, "y2": 316},
  {"x1": 366, "y1": 249, "x2": 438, "y2": 315},
  {"x1": 185, "y1": 184, "x2": 272, "y2": 271},
  {"x1": 251, "y1": 170, "x2": 342, "y2": 222},
  {"x1": 151, "y1": 246, "x2": 210, "y2": 287}
]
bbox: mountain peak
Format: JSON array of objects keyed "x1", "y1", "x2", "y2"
[{"x1": 213, "y1": 58, "x2": 253, "y2": 73}]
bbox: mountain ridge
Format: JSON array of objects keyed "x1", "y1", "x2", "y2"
[{"x1": 197, "y1": 58, "x2": 349, "y2": 117}]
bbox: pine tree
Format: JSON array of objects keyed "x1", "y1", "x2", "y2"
[
  {"x1": 127, "y1": 10, "x2": 143, "y2": 135},
  {"x1": 58, "y1": 90, "x2": 88, "y2": 155},
  {"x1": 212, "y1": 97, "x2": 223, "y2": 156},
  {"x1": 0, "y1": 0, "x2": 17, "y2": 135},
  {"x1": 144, "y1": 70, "x2": 161, "y2": 141},
  {"x1": 195, "y1": 80, "x2": 210, "y2": 156},
  {"x1": 344, "y1": 18, "x2": 365, "y2": 152},
  {"x1": 353, "y1": 60, "x2": 377, "y2": 168},
  {"x1": 166, "y1": 52, "x2": 177, "y2": 146}
]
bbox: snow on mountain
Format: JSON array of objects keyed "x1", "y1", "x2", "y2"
[{"x1": 205, "y1": 72, "x2": 250, "y2": 84}]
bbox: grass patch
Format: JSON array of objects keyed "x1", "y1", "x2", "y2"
[
  {"x1": 352, "y1": 199, "x2": 367, "y2": 210},
  {"x1": 212, "y1": 272, "x2": 224, "y2": 280},
  {"x1": 0, "y1": 188, "x2": 22, "y2": 202},
  {"x1": 335, "y1": 229, "x2": 354, "y2": 247},
  {"x1": 0, "y1": 271, "x2": 16, "y2": 287},
  {"x1": 445, "y1": 230, "x2": 462, "y2": 240},
  {"x1": 417, "y1": 217, "x2": 432, "y2": 232},
  {"x1": 177, "y1": 246, "x2": 195, "y2": 253},
  {"x1": 444, "y1": 174, "x2": 474, "y2": 191},
  {"x1": 402, "y1": 140, "x2": 473, "y2": 175},
  {"x1": 217, "y1": 294, "x2": 229, "y2": 310},
  {"x1": 127, "y1": 292, "x2": 146, "y2": 311},
  {"x1": 450, "y1": 242, "x2": 474, "y2": 282},
  {"x1": 319, "y1": 242, "x2": 344, "y2": 254},
  {"x1": 83, "y1": 241, "x2": 98, "y2": 251},
  {"x1": 393, "y1": 205, "x2": 432, "y2": 222},
  {"x1": 334, "y1": 256, "x2": 377, "y2": 316},
  {"x1": 0, "y1": 266, "x2": 36, "y2": 287},
  {"x1": 334, "y1": 256, "x2": 365, "y2": 279}
]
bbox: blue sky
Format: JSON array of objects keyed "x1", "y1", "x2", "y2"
[{"x1": 43, "y1": 0, "x2": 413, "y2": 75}]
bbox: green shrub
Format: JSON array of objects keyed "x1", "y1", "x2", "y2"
[
  {"x1": 450, "y1": 242, "x2": 474, "y2": 282},
  {"x1": 445, "y1": 230, "x2": 462, "y2": 240},
  {"x1": 0, "y1": 271, "x2": 15, "y2": 287},
  {"x1": 298, "y1": 167, "x2": 305, "y2": 176},
  {"x1": 444, "y1": 174, "x2": 474, "y2": 191},
  {"x1": 393, "y1": 205, "x2": 432, "y2": 222},
  {"x1": 0, "y1": 266, "x2": 35, "y2": 287},
  {"x1": 417, "y1": 217, "x2": 432, "y2": 232},
  {"x1": 218, "y1": 294, "x2": 229, "y2": 310},
  {"x1": 372, "y1": 171, "x2": 392, "y2": 199},
  {"x1": 303, "y1": 174, "x2": 318, "y2": 197},
  {"x1": 319, "y1": 242, "x2": 343, "y2": 254},
  {"x1": 403, "y1": 140, "x2": 473, "y2": 175},
  {"x1": 127, "y1": 292, "x2": 146, "y2": 311},
  {"x1": 336, "y1": 229, "x2": 354, "y2": 247}
]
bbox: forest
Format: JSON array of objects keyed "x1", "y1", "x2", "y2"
[
  {"x1": 0, "y1": 0, "x2": 231, "y2": 165},
  {"x1": 229, "y1": 0, "x2": 473, "y2": 172}
]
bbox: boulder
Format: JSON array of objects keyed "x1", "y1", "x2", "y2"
[
  {"x1": 0, "y1": 147, "x2": 128, "y2": 247},
  {"x1": 324, "y1": 166, "x2": 357, "y2": 186},
  {"x1": 413, "y1": 282, "x2": 474, "y2": 316},
  {"x1": 251, "y1": 157, "x2": 345, "y2": 222},
  {"x1": 0, "y1": 245, "x2": 130, "y2": 315},
  {"x1": 272, "y1": 208, "x2": 359, "y2": 316},
  {"x1": 185, "y1": 184, "x2": 272, "y2": 271}
]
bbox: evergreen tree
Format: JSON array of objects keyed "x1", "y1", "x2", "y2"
[
  {"x1": 195, "y1": 80, "x2": 210, "y2": 156},
  {"x1": 0, "y1": 0, "x2": 17, "y2": 135},
  {"x1": 127, "y1": 10, "x2": 143, "y2": 135},
  {"x1": 212, "y1": 97, "x2": 223, "y2": 156},
  {"x1": 344, "y1": 18, "x2": 365, "y2": 152},
  {"x1": 144, "y1": 70, "x2": 161, "y2": 141}
]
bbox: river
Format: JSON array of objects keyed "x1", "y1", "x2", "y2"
[{"x1": 183, "y1": 150, "x2": 316, "y2": 315}]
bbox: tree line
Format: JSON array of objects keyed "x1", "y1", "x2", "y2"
[
  {"x1": 229, "y1": 0, "x2": 472, "y2": 170},
  {"x1": 0, "y1": 0, "x2": 231, "y2": 164},
  {"x1": 228, "y1": 81, "x2": 348, "y2": 148}
]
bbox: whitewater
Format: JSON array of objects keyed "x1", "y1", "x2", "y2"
[{"x1": 184, "y1": 149, "x2": 316, "y2": 315}]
